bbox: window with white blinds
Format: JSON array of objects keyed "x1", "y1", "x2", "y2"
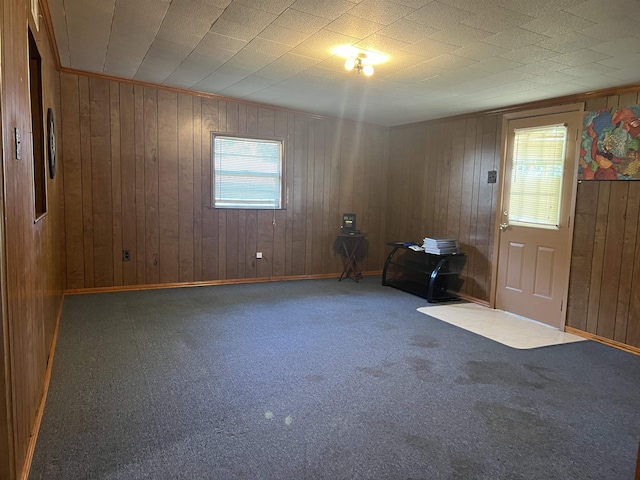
[
  {"x1": 509, "y1": 124, "x2": 567, "y2": 228},
  {"x1": 213, "y1": 135, "x2": 283, "y2": 209}
]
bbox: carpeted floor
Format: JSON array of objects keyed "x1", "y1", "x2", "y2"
[{"x1": 30, "y1": 277, "x2": 640, "y2": 479}]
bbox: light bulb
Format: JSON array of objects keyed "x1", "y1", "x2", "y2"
[
  {"x1": 344, "y1": 58, "x2": 355, "y2": 71},
  {"x1": 362, "y1": 64, "x2": 374, "y2": 76}
]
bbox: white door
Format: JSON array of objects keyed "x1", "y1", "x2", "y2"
[{"x1": 496, "y1": 111, "x2": 581, "y2": 329}]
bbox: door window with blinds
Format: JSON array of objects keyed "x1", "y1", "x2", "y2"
[
  {"x1": 508, "y1": 124, "x2": 568, "y2": 228},
  {"x1": 212, "y1": 135, "x2": 284, "y2": 209}
]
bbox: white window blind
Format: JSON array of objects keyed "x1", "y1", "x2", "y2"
[
  {"x1": 509, "y1": 124, "x2": 567, "y2": 228},
  {"x1": 213, "y1": 136, "x2": 283, "y2": 209}
]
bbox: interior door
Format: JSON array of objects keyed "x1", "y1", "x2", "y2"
[{"x1": 496, "y1": 112, "x2": 581, "y2": 329}]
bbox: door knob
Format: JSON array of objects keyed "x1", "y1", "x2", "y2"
[{"x1": 500, "y1": 223, "x2": 509, "y2": 232}]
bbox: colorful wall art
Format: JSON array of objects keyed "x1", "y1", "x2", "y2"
[{"x1": 579, "y1": 105, "x2": 640, "y2": 180}]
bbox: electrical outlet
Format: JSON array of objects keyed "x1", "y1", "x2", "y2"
[
  {"x1": 122, "y1": 250, "x2": 131, "y2": 261},
  {"x1": 256, "y1": 252, "x2": 262, "y2": 259}
]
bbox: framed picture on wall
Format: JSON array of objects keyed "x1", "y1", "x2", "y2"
[
  {"x1": 579, "y1": 105, "x2": 640, "y2": 180},
  {"x1": 47, "y1": 108, "x2": 56, "y2": 179}
]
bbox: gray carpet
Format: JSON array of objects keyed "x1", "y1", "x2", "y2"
[{"x1": 30, "y1": 277, "x2": 640, "y2": 479}]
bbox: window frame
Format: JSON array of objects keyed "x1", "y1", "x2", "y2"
[
  {"x1": 508, "y1": 123, "x2": 568, "y2": 230},
  {"x1": 211, "y1": 133, "x2": 286, "y2": 210},
  {"x1": 29, "y1": 27, "x2": 48, "y2": 221}
]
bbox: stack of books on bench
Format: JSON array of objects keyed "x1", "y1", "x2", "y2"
[{"x1": 422, "y1": 237, "x2": 459, "y2": 255}]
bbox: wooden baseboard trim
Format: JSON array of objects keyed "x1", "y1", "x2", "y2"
[
  {"x1": 564, "y1": 326, "x2": 640, "y2": 356},
  {"x1": 457, "y1": 292, "x2": 490, "y2": 307},
  {"x1": 20, "y1": 295, "x2": 64, "y2": 480},
  {"x1": 64, "y1": 271, "x2": 384, "y2": 295}
]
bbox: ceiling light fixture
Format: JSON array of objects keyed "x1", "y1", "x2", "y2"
[{"x1": 345, "y1": 53, "x2": 374, "y2": 76}]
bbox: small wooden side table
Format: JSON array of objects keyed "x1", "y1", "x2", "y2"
[{"x1": 337, "y1": 232, "x2": 367, "y2": 282}]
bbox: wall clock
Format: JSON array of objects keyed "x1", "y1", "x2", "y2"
[{"x1": 47, "y1": 108, "x2": 56, "y2": 179}]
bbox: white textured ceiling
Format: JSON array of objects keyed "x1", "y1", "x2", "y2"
[{"x1": 48, "y1": 0, "x2": 640, "y2": 126}]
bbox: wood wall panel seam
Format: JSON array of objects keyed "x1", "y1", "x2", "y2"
[
  {"x1": 596, "y1": 182, "x2": 627, "y2": 339},
  {"x1": 120, "y1": 83, "x2": 137, "y2": 285},
  {"x1": 586, "y1": 183, "x2": 610, "y2": 333},
  {"x1": 134, "y1": 85, "x2": 146, "y2": 285},
  {"x1": 110, "y1": 81, "x2": 123, "y2": 287},
  {"x1": 61, "y1": 74, "x2": 85, "y2": 288},
  {"x1": 178, "y1": 94, "x2": 195, "y2": 283},
  {"x1": 89, "y1": 77, "x2": 115, "y2": 288},
  {"x1": 143, "y1": 87, "x2": 160, "y2": 284},
  {"x1": 193, "y1": 98, "x2": 203, "y2": 282},
  {"x1": 79, "y1": 76, "x2": 95, "y2": 288},
  {"x1": 566, "y1": 182, "x2": 599, "y2": 330},
  {"x1": 157, "y1": 90, "x2": 180, "y2": 283}
]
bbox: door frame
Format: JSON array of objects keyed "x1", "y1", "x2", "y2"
[
  {"x1": 0, "y1": 9, "x2": 16, "y2": 477},
  {"x1": 489, "y1": 103, "x2": 584, "y2": 325}
]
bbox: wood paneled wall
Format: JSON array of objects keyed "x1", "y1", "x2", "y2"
[
  {"x1": 567, "y1": 91, "x2": 640, "y2": 348},
  {"x1": 0, "y1": 0, "x2": 65, "y2": 478},
  {"x1": 58, "y1": 71, "x2": 510, "y2": 310},
  {"x1": 60, "y1": 70, "x2": 640, "y2": 349},
  {"x1": 387, "y1": 88, "x2": 640, "y2": 348},
  {"x1": 386, "y1": 115, "x2": 501, "y2": 302},
  {"x1": 61, "y1": 73, "x2": 390, "y2": 289}
]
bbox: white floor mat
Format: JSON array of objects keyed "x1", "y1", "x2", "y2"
[{"x1": 417, "y1": 303, "x2": 587, "y2": 349}]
